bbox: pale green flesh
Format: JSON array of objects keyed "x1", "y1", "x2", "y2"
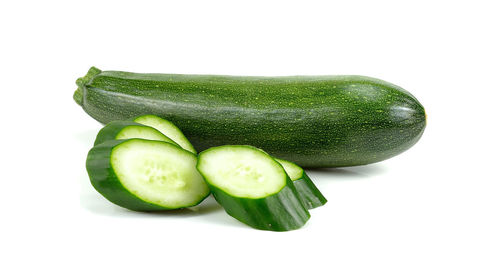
[
  {"x1": 198, "y1": 146, "x2": 286, "y2": 198},
  {"x1": 116, "y1": 126, "x2": 178, "y2": 146},
  {"x1": 134, "y1": 115, "x2": 197, "y2": 153},
  {"x1": 111, "y1": 140, "x2": 209, "y2": 208},
  {"x1": 276, "y1": 158, "x2": 303, "y2": 181}
]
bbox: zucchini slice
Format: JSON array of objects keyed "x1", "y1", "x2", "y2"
[
  {"x1": 93, "y1": 120, "x2": 180, "y2": 147},
  {"x1": 132, "y1": 115, "x2": 196, "y2": 153},
  {"x1": 86, "y1": 139, "x2": 210, "y2": 211},
  {"x1": 197, "y1": 145, "x2": 310, "y2": 231},
  {"x1": 276, "y1": 158, "x2": 327, "y2": 209}
]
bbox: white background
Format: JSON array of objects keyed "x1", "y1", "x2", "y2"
[{"x1": 1, "y1": 0, "x2": 499, "y2": 269}]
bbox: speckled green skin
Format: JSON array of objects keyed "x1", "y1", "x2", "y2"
[
  {"x1": 293, "y1": 173, "x2": 327, "y2": 209},
  {"x1": 75, "y1": 67, "x2": 426, "y2": 167},
  {"x1": 275, "y1": 158, "x2": 327, "y2": 209},
  {"x1": 208, "y1": 182, "x2": 310, "y2": 231},
  {"x1": 86, "y1": 139, "x2": 209, "y2": 211},
  {"x1": 197, "y1": 146, "x2": 310, "y2": 231},
  {"x1": 93, "y1": 120, "x2": 179, "y2": 146}
]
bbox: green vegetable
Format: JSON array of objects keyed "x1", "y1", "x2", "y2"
[
  {"x1": 276, "y1": 158, "x2": 327, "y2": 209},
  {"x1": 196, "y1": 145, "x2": 310, "y2": 231},
  {"x1": 86, "y1": 139, "x2": 210, "y2": 211},
  {"x1": 75, "y1": 67, "x2": 426, "y2": 167},
  {"x1": 93, "y1": 120, "x2": 179, "y2": 147},
  {"x1": 132, "y1": 115, "x2": 196, "y2": 153}
]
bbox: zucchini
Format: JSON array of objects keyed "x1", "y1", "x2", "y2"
[
  {"x1": 196, "y1": 145, "x2": 310, "y2": 231},
  {"x1": 86, "y1": 139, "x2": 210, "y2": 211},
  {"x1": 75, "y1": 67, "x2": 426, "y2": 167},
  {"x1": 276, "y1": 158, "x2": 327, "y2": 209},
  {"x1": 132, "y1": 115, "x2": 196, "y2": 153},
  {"x1": 93, "y1": 120, "x2": 179, "y2": 147}
]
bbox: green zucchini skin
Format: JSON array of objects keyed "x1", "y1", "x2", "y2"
[
  {"x1": 93, "y1": 120, "x2": 180, "y2": 147},
  {"x1": 293, "y1": 173, "x2": 327, "y2": 209},
  {"x1": 75, "y1": 67, "x2": 426, "y2": 167},
  {"x1": 275, "y1": 158, "x2": 327, "y2": 209},
  {"x1": 86, "y1": 140, "x2": 171, "y2": 211},
  {"x1": 208, "y1": 181, "x2": 310, "y2": 231}
]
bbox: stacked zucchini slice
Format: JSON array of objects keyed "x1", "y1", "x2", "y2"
[
  {"x1": 87, "y1": 116, "x2": 208, "y2": 211},
  {"x1": 86, "y1": 115, "x2": 326, "y2": 231}
]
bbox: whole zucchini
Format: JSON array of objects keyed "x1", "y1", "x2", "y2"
[{"x1": 74, "y1": 67, "x2": 426, "y2": 167}]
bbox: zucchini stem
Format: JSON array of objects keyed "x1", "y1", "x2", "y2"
[
  {"x1": 73, "y1": 88, "x2": 83, "y2": 105},
  {"x1": 74, "y1": 66, "x2": 102, "y2": 106}
]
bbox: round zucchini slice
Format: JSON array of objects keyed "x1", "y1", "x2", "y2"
[
  {"x1": 86, "y1": 139, "x2": 209, "y2": 211},
  {"x1": 197, "y1": 145, "x2": 310, "y2": 231},
  {"x1": 132, "y1": 115, "x2": 196, "y2": 153}
]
